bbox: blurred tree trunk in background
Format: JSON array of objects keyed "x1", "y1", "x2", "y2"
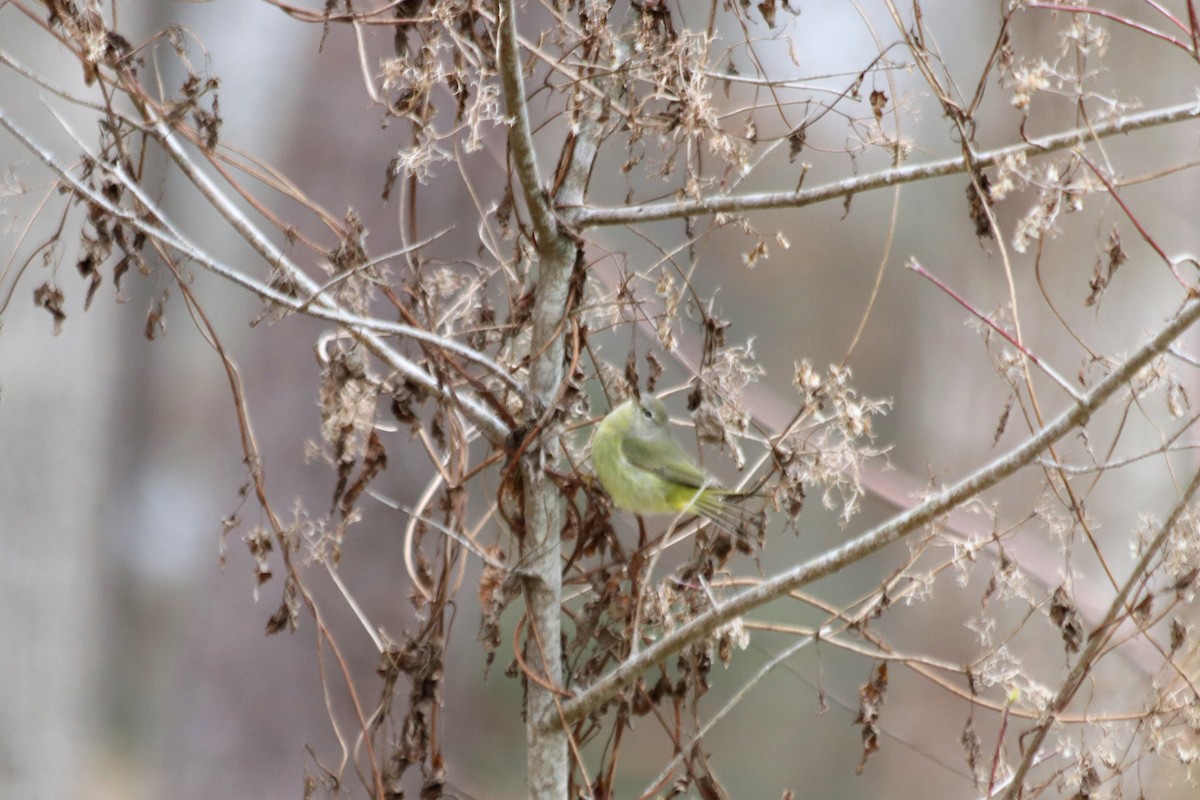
[{"x1": 0, "y1": 260, "x2": 114, "y2": 794}]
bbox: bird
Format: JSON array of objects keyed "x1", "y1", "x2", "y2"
[{"x1": 591, "y1": 395, "x2": 763, "y2": 537}]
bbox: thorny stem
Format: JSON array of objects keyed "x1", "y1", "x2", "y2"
[
  {"x1": 566, "y1": 100, "x2": 1200, "y2": 227},
  {"x1": 547, "y1": 297, "x2": 1200, "y2": 732}
]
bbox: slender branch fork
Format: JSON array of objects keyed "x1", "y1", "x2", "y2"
[
  {"x1": 548, "y1": 294, "x2": 1200, "y2": 731},
  {"x1": 565, "y1": 100, "x2": 1200, "y2": 227}
]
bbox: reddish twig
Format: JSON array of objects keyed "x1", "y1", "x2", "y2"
[
  {"x1": 1078, "y1": 154, "x2": 1192, "y2": 290},
  {"x1": 907, "y1": 259, "x2": 1081, "y2": 400},
  {"x1": 1026, "y1": 2, "x2": 1194, "y2": 54}
]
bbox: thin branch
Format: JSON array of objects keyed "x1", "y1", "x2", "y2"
[
  {"x1": 134, "y1": 110, "x2": 524, "y2": 434},
  {"x1": 566, "y1": 99, "x2": 1200, "y2": 227},
  {"x1": 1078, "y1": 153, "x2": 1189, "y2": 288},
  {"x1": 295, "y1": 228, "x2": 454, "y2": 310},
  {"x1": 1039, "y1": 441, "x2": 1200, "y2": 474},
  {"x1": 158, "y1": 241, "x2": 385, "y2": 797}
]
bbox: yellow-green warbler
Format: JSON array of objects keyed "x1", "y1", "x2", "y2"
[{"x1": 591, "y1": 396, "x2": 762, "y2": 536}]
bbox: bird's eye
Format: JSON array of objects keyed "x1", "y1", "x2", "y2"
[{"x1": 641, "y1": 407, "x2": 653, "y2": 420}]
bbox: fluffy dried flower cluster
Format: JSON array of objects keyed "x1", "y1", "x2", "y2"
[{"x1": 781, "y1": 360, "x2": 890, "y2": 524}]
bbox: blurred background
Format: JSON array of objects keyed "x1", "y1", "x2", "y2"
[{"x1": 3, "y1": 1, "x2": 1200, "y2": 798}]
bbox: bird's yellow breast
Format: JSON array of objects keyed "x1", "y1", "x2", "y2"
[{"x1": 591, "y1": 401, "x2": 678, "y2": 514}]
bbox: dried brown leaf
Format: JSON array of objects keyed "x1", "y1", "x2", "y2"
[{"x1": 1050, "y1": 585, "x2": 1083, "y2": 653}]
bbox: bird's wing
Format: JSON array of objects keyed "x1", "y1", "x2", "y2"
[{"x1": 621, "y1": 426, "x2": 709, "y2": 489}]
